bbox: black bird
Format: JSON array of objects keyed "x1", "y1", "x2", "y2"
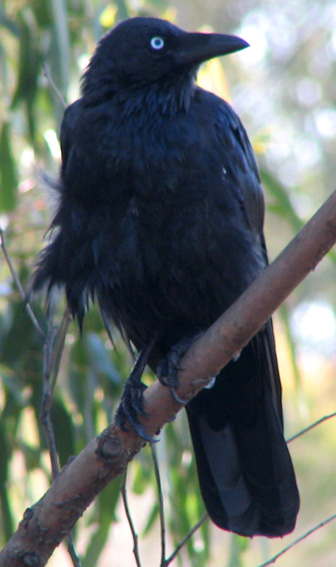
[{"x1": 33, "y1": 17, "x2": 299, "y2": 537}]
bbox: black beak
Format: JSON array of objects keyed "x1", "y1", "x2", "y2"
[{"x1": 175, "y1": 31, "x2": 249, "y2": 66}]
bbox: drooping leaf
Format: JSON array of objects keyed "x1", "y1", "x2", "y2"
[
  {"x1": 0, "y1": 122, "x2": 18, "y2": 211},
  {"x1": 82, "y1": 477, "x2": 123, "y2": 567},
  {"x1": 260, "y1": 168, "x2": 303, "y2": 232},
  {"x1": 228, "y1": 534, "x2": 250, "y2": 567},
  {"x1": 11, "y1": 13, "x2": 41, "y2": 142},
  {"x1": 0, "y1": 420, "x2": 14, "y2": 540},
  {"x1": 50, "y1": 397, "x2": 76, "y2": 467}
]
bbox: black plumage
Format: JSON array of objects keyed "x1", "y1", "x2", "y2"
[{"x1": 33, "y1": 17, "x2": 299, "y2": 537}]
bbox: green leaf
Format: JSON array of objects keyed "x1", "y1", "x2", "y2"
[
  {"x1": 262, "y1": 168, "x2": 336, "y2": 265},
  {"x1": 0, "y1": 121, "x2": 18, "y2": 211},
  {"x1": 0, "y1": 420, "x2": 9, "y2": 486},
  {"x1": 86, "y1": 333, "x2": 122, "y2": 387},
  {"x1": 0, "y1": 421, "x2": 14, "y2": 540},
  {"x1": 82, "y1": 478, "x2": 122, "y2": 567},
  {"x1": 31, "y1": 0, "x2": 52, "y2": 29},
  {"x1": 0, "y1": 6, "x2": 20, "y2": 36},
  {"x1": 228, "y1": 534, "x2": 250, "y2": 567},
  {"x1": 97, "y1": 475, "x2": 122, "y2": 522},
  {"x1": 261, "y1": 168, "x2": 303, "y2": 232},
  {"x1": 50, "y1": 398, "x2": 76, "y2": 467},
  {"x1": 10, "y1": 13, "x2": 41, "y2": 142},
  {"x1": 49, "y1": 0, "x2": 70, "y2": 89},
  {"x1": 142, "y1": 501, "x2": 159, "y2": 536},
  {"x1": 81, "y1": 524, "x2": 110, "y2": 567},
  {"x1": 115, "y1": 0, "x2": 130, "y2": 21},
  {"x1": 0, "y1": 485, "x2": 14, "y2": 542}
]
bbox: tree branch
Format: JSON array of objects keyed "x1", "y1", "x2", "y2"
[{"x1": 1, "y1": 190, "x2": 336, "y2": 566}]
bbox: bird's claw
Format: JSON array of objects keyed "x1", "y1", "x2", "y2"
[
  {"x1": 169, "y1": 385, "x2": 187, "y2": 405},
  {"x1": 157, "y1": 348, "x2": 181, "y2": 389},
  {"x1": 157, "y1": 336, "x2": 197, "y2": 405},
  {"x1": 116, "y1": 379, "x2": 155, "y2": 442}
]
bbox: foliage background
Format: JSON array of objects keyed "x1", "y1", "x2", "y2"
[{"x1": 1, "y1": 0, "x2": 336, "y2": 566}]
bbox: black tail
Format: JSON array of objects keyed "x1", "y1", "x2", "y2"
[{"x1": 186, "y1": 322, "x2": 299, "y2": 537}]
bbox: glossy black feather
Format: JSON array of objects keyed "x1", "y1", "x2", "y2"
[{"x1": 32, "y1": 17, "x2": 299, "y2": 536}]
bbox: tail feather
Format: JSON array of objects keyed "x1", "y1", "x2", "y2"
[{"x1": 186, "y1": 324, "x2": 300, "y2": 537}]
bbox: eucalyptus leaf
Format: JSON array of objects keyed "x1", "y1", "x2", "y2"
[{"x1": 0, "y1": 122, "x2": 18, "y2": 212}]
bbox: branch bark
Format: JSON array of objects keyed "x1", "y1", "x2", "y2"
[{"x1": 1, "y1": 190, "x2": 336, "y2": 567}]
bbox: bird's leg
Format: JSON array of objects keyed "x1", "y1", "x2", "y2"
[
  {"x1": 157, "y1": 333, "x2": 202, "y2": 404},
  {"x1": 116, "y1": 337, "x2": 157, "y2": 441}
]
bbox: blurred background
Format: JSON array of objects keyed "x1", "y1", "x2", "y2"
[{"x1": 0, "y1": 1, "x2": 336, "y2": 566}]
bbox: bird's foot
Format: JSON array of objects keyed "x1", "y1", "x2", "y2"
[
  {"x1": 116, "y1": 379, "x2": 154, "y2": 442},
  {"x1": 157, "y1": 335, "x2": 199, "y2": 404},
  {"x1": 116, "y1": 339, "x2": 158, "y2": 441}
]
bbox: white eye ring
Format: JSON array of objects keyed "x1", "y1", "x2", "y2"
[{"x1": 150, "y1": 36, "x2": 165, "y2": 50}]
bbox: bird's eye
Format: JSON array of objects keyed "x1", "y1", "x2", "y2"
[{"x1": 150, "y1": 36, "x2": 165, "y2": 50}]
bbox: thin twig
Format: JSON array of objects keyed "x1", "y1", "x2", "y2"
[
  {"x1": 67, "y1": 535, "x2": 82, "y2": 567},
  {"x1": 287, "y1": 412, "x2": 336, "y2": 443},
  {"x1": 150, "y1": 443, "x2": 166, "y2": 566},
  {"x1": 121, "y1": 473, "x2": 142, "y2": 567},
  {"x1": 42, "y1": 315, "x2": 60, "y2": 478},
  {"x1": 0, "y1": 226, "x2": 45, "y2": 338},
  {"x1": 48, "y1": 307, "x2": 71, "y2": 396},
  {"x1": 256, "y1": 513, "x2": 336, "y2": 567},
  {"x1": 163, "y1": 514, "x2": 209, "y2": 567},
  {"x1": 41, "y1": 307, "x2": 71, "y2": 479},
  {"x1": 151, "y1": 440, "x2": 208, "y2": 566},
  {"x1": 43, "y1": 63, "x2": 67, "y2": 108}
]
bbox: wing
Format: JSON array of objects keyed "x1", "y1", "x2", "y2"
[
  {"x1": 185, "y1": 93, "x2": 299, "y2": 536},
  {"x1": 215, "y1": 99, "x2": 265, "y2": 236},
  {"x1": 59, "y1": 101, "x2": 81, "y2": 176},
  {"x1": 32, "y1": 99, "x2": 113, "y2": 324}
]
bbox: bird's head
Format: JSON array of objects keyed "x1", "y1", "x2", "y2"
[{"x1": 82, "y1": 17, "x2": 248, "y2": 107}]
